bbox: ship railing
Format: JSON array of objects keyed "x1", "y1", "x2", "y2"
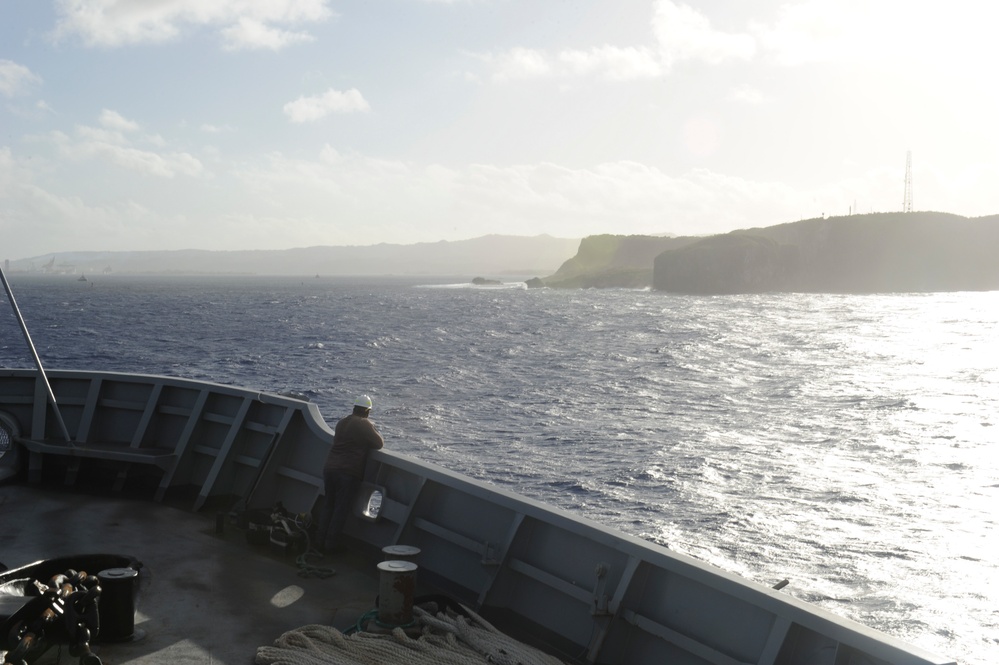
[
  {"x1": 0, "y1": 368, "x2": 331, "y2": 514},
  {"x1": 347, "y1": 448, "x2": 955, "y2": 665}
]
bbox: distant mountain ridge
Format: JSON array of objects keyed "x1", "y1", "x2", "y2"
[{"x1": 7, "y1": 235, "x2": 581, "y2": 277}]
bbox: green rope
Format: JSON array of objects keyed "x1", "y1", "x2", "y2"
[
  {"x1": 345, "y1": 608, "x2": 417, "y2": 635},
  {"x1": 295, "y1": 550, "x2": 336, "y2": 579}
]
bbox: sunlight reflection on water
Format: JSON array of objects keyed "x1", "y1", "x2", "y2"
[{"x1": 2, "y1": 277, "x2": 997, "y2": 663}]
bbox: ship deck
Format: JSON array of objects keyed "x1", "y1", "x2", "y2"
[{"x1": 0, "y1": 482, "x2": 388, "y2": 665}]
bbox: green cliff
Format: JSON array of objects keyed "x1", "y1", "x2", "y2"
[{"x1": 540, "y1": 234, "x2": 697, "y2": 288}]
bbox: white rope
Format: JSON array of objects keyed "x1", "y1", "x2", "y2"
[{"x1": 255, "y1": 602, "x2": 568, "y2": 665}]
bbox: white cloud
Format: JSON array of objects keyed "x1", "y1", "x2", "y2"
[
  {"x1": 201, "y1": 123, "x2": 235, "y2": 133},
  {"x1": 234, "y1": 149, "x2": 999, "y2": 245},
  {"x1": 559, "y1": 46, "x2": 663, "y2": 80},
  {"x1": 99, "y1": 109, "x2": 140, "y2": 133},
  {"x1": 490, "y1": 48, "x2": 554, "y2": 81},
  {"x1": 651, "y1": 0, "x2": 755, "y2": 67},
  {"x1": 751, "y1": 0, "x2": 871, "y2": 67},
  {"x1": 486, "y1": 45, "x2": 662, "y2": 82},
  {"x1": 750, "y1": 1, "x2": 999, "y2": 70},
  {"x1": 231, "y1": 149, "x2": 819, "y2": 242},
  {"x1": 47, "y1": 116, "x2": 206, "y2": 178},
  {"x1": 727, "y1": 85, "x2": 768, "y2": 105},
  {"x1": 0, "y1": 179, "x2": 183, "y2": 258},
  {"x1": 0, "y1": 60, "x2": 42, "y2": 97},
  {"x1": 481, "y1": 1, "x2": 754, "y2": 82},
  {"x1": 220, "y1": 17, "x2": 314, "y2": 51},
  {"x1": 473, "y1": 1, "x2": 998, "y2": 86},
  {"x1": 52, "y1": 0, "x2": 334, "y2": 50},
  {"x1": 75, "y1": 125, "x2": 128, "y2": 145},
  {"x1": 5, "y1": 134, "x2": 999, "y2": 258},
  {"x1": 0, "y1": 147, "x2": 15, "y2": 190},
  {"x1": 481, "y1": 1, "x2": 995, "y2": 87},
  {"x1": 283, "y1": 88, "x2": 370, "y2": 123},
  {"x1": 62, "y1": 138, "x2": 205, "y2": 178}
]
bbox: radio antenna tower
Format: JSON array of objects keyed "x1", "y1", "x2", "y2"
[{"x1": 903, "y1": 150, "x2": 913, "y2": 212}]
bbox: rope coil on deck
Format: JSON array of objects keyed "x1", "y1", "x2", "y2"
[{"x1": 255, "y1": 602, "x2": 568, "y2": 665}]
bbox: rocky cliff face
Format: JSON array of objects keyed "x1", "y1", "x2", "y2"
[
  {"x1": 653, "y1": 212, "x2": 999, "y2": 294},
  {"x1": 542, "y1": 234, "x2": 697, "y2": 288},
  {"x1": 652, "y1": 234, "x2": 795, "y2": 294},
  {"x1": 540, "y1": 212, "x2": 999, "y2": 294}
]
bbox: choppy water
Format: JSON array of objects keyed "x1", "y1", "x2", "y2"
[{"x1": 2, "y1": 274, "x2": 996, "y2": 664}]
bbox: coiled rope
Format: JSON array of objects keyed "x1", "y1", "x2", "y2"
[
  {"x1": 255, "y1": 602, "x2": 568, "y2": 665},
  {"x1": 276, "y1": 513, "x2": 335, "y2": 579},
  {"x1": 295, "y1": 550, "x2": 336, "y2": 579}
]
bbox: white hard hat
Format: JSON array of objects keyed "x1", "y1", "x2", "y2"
[{"x1": 354, "y1": 394, "x2": 373, "y2": 409}]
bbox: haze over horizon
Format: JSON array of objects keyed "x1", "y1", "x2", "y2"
[{"x1": 2, "y1": 1, "x2": 997, "y2": 260}]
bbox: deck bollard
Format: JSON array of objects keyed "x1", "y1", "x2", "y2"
[
  {"x1": 381, "y1": 545, "x2": 420, "y2": 562},
  {"x1": 376, "y1": 560, "x2": 418, "y2": 625},
  {"x1": 97, "y1": 567, "x2": 141, "y2": 642}
]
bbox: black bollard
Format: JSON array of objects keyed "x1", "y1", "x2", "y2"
[{"x1": 96, "y1": 568, "x2": 139, "y2": 643}]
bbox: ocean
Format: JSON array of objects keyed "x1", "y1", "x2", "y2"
[{"x1": 1, "y1": 273, "x2": 995, "y2": 664}]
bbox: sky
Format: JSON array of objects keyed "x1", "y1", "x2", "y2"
[{"x1": 2, "y1": 0, "x2": 998, "y2": 259}]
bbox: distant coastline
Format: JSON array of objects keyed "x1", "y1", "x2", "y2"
[
  {"x1": 3, "y1": 235, "x2": 581, "y2": 279},
  {"x1": 9, "y1": 212, "x2": 998, "y2": 295},
  {"x1": 536, "y1": 211, "x2": 999, "y2": 294}
]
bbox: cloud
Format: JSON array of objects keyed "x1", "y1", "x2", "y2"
[
  {"x1": 0, "y1": 147, "x2": 14, "y2": 188},
  {"x1": 99, "y1": 109, "x2": 140, "y2": 132},
  {"x1": 486, "y1": 45, "x2": 662, "y2": 82},
  {"x1": 51, "y1": 0, "x2": 334, "y2": 50},
  {"x1": 201, "y1": 123, "x2": 235, "y2": 133},
  {"x1": 0, "y1": 60, "x2": 42, "y2": 97},
  {"x1": 558, "y1": 46, "x2": 663, "y2": 80},
  {"x1": 43, "y1": 111, "x2": 206, "y2": 178},
  {"x1": 283, "y1": 88, "x2": 370, "y2": 122},
  {"x1": 481, "y1": 1, "x2": 753, "y2": 82},
  {"x1": 727, "y1": 85, "x2": 768, "y2": 105},
  {"x1": 750, "y1": 1, "x2": 999, "y2": 70},
  {"x1": 479, "y1": 1, "x2": 999, "y2": 87},
  {"x1": 2, "y1": 142, "x2": 228, "y2": 258},
  {"x1": 6, "y1": 132, "x2": 998, "y2": 258},
  {"x1": 489, "y1": 47, "x2": 553, "y2": 81},
  {"x1": 751, "y1": 0, "x2": 872, "y2": 67},
  {"x1": 57, "y1": 134, "x2": 205, "y2": 178},
  {"x1": 220, "y1": 17, "x2": 314, "y2": 51},
  {"x1": 232, "y1": 149, "x2": 820, "y2": 242},
  {"x1": 234, "y1": 149, "x2": 999, "y2": 247},
  {"x1": 651, "y1": 0, "x2": 755, "y2": 67}
]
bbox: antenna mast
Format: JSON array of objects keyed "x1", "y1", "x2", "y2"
[{"x1": 903, "y1": 151, "x2": 913, "y2": 213}]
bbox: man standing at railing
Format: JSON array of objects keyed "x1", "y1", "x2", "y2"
[{"x1": 316, "y1": 394, "x2": 384, "y2": 555}]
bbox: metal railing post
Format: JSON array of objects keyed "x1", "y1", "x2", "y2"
[{"x1": 0, "y1": 265, "x2": 73, "y2": 442}]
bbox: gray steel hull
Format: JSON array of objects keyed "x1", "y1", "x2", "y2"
[{"x1": 0, "y1": 369, "x2": 954, "y2": 665}]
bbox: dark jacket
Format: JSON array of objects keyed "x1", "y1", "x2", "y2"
[{"x1": 323, "y1": 414, "x2": 384, "y2": 478}]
